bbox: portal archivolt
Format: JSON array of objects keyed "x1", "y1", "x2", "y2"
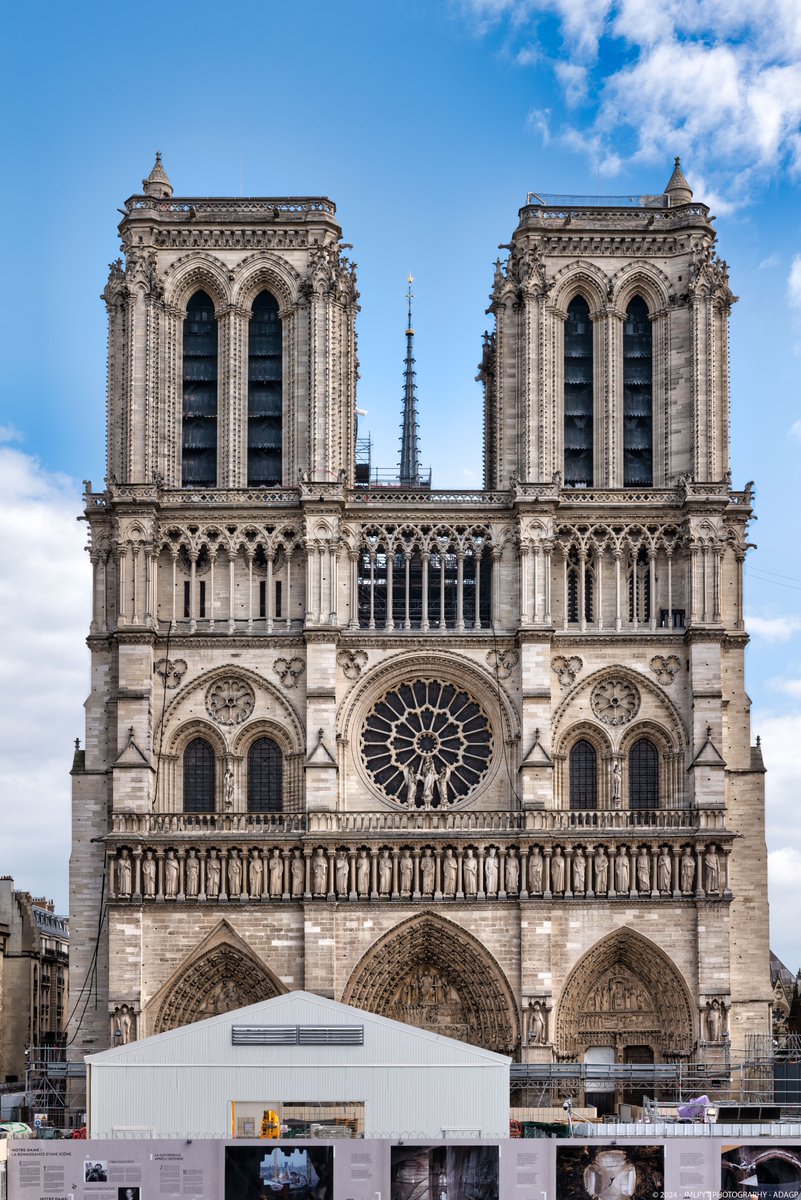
[{"x1": 342, "y1": 912, "x2": 519, "y2": 1054}]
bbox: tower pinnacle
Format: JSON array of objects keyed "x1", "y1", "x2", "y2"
[{"x1": 399, "y1": 273, "x2": 422, "y2": 488}]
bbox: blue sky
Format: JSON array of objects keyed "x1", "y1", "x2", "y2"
[{"x1": 1, "y1": 0, "x2": 800, "y2": 964}]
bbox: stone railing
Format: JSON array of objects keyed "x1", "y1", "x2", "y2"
[
  {"x1": 108, "y1": 836, "x2": 731, "y2": 905},
  {"x1": 124, "y1": 197, "x2": 337, "y2": 217}
]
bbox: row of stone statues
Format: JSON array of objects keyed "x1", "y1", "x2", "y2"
[{"x1": 112, "y1": 841, "x2": 727, "y2": 900}]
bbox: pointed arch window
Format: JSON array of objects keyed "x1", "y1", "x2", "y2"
[
  {"x1": 567, "y1": 549, "x2": 594, "y2": 624},
  {"x1": 629, "y1": 737, "x2": 659, "y2": 809},
  {"x1": 248, "y1": 291, "x2": 283, "y2": 486},
  {"x1": 623, "y1": 296, "x2": 653, "y2": 486},
  {"x1": 248, "y1": 736, "x2": 283, "y2": 812},
  {"x1": 564, "y1": 296, "x2": 593, "y2": 487},
  {"x1": 570, "y1": 739, "x2": 597, "y2": 810},
  {"x1": 182, "y1": 291, "x2": 218, "y2": 487},
  {"x1": 183, "y1": 737, "x2": 215, "y2": 812}
]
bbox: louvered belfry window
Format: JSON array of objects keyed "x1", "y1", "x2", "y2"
[
  {"x1": 629, "y1": 737, "x2": 659, "y2": 809},
  {"x1": 183, "y1": 737, "x2": 215, "y2": 812},
  {"x1": 182, "y1": 291, "x2": 218, "y2": 487},
  {"x1": 564, "y1": 296, "x2": 593, "y2": 487},
  {"x1": 623, "y1": 296, "x2": 653, "y2": 486},
  {"x1": 248, "y1": 737, "x2": 283, "y2": 812},
  {"x1": 248, "y1": 291, "x2": 283, "y2": 485},
  {"x1": 570, "y1": 739, "x2": 597, "y2": 810}
]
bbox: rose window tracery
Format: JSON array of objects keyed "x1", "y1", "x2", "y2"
[
  {"x1": 590, "y1": 677, "x2": 641, "y2": 726},
  {"x1": 360, "y1": 678, "x2": 493, "y2": 808},
  {"x1": 205, "y1": 677, "x2": 255, "y2": 726}
]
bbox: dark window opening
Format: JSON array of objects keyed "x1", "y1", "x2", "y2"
[
  {"x1": 623, "y1": 296, "x2": 653, "y2": 486},
  {"x1": 564, "y1": 296, "x2": 593, "y2": 487},
  {"x1": 248, "y1": 737, "x2": 283, "y2": 812},
  {"x1": 570, "y1": 739, "x2": 597, "y2": 810},
  {"x1": 248, "y1": 291, "x2": 283, "y2": 486},
  {"x1": 183, "y1": 580, "x2": 190, "y2": 619},
  {"x1": 629, "y1": 737, "x2": 659, "y2": 809},
  {"x1": 358, "y1": 545, "x2": 491, "y2": 629},
  {"x1": 182, "y1": 291, "x2": 218, "y2": 487},
  {"x1": 275, "y1": 580, "x2": 282, "y2": 618},
  {"x1": 184, "y1": 737, "x2": 215, "y2": 812},
  {"x1": 628, "y1": 547, "x2": 651, "y2": 623},
  {"x1": 659, "y1": 608, "x2": 686, "y2": 628},
  {"x1": 567, "y1": 553, "x2": 593, "y2": 623},
  {"x1": 259, "y1": 580, "x2": 267, "y2": 619},
  {"x1": 199, "y1": 581, "x2": 206, "y2": 619}
]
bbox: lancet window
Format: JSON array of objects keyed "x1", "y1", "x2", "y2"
[
  {"x1": 564, "y1": 296, "x2": 593, "y2": 487},
  {"x1": 357, "y1": 537, "x2": 492, "y2": 631},
  {"x1": 247, "y1": 737, "x2": 283, "y2": 812},
  {"x1": 628, "y1": 546, "x2": 651, "y2": 624},
  {"x1": 183, "y1": 737, "x2": 216, "y2": 812},
  {"x1": 566, "y1": 549, "x2": 594, "y2": 624},
  {"x1": 248, "y1": 291, "x2": 283, "y2": 486},
  {"x1": 569, "y1": 740, "x2": 597, "y2": 810},
  {"x1": 182, "y1": 291, "x2": 218, "y2": 488},
  {"x1": 629, "y1": 738, "x2": 659, "y2": 809},
  {"x1": 623, "y1": 296, "x2": 653, "y2": 486}
]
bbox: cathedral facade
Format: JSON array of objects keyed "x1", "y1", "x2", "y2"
[{"x1": 69, "y1": 157, "x2": 770, "y2": 1088}]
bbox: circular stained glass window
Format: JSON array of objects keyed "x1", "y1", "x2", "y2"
[{"x1": 360, "y1": 678, "x2": 493, "y2": 808}]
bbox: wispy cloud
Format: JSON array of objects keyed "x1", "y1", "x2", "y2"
[
  {"x1": 456, "y1": 0, "x2": 801, "y2": 197},
  {"x1": 789, "y1": 255, "x2": 801, "y2": 307},
  {"x1": 746, "y1": 613, "x2": 801, "y2": 642}
]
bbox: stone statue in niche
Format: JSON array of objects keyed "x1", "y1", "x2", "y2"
[
  {"x1": 356, "y1": 849, "x2": 370, "y2": 895},
  {"x1": 637, "y1": 848, "x2": 651, "y2": 893},
  {"x1": 335, "y1": 851, "x2": 349, "y2": 895},
  {"x1": 185, "y1": 849, "x2": 199, "y2": 897},
  {"x1": 463, "y1": 848, "x2": 478, "y2": 896},
  {"x1": 249, "y1": 849, "x2": 263, "y2": 898},
  {"x1": 112, "y1": 1004, "x2": 135, "y2": 1045},
  {"x1": 142, "y1": 850, "x2": 156, "y2": 898},
  {"x1": 485, "y1": 847, "x2": 499, "y2": 895},
  {"x1": 505, "y1": 847, "x2": 519, "y2": 894},
  {"x1": 529, "y1": 847, "x2": 543, "y2": 894},
  {"x1": 611, "y1": 760, "x2": 622, "y2": 806},
  {"x1": 419, "y1": 755, "x2": 439, "y2": 808},
  {"x1": 116, "y1": 849, "x2": 132, "y2": 897},
  {"x1": 206, "y1": 850, "x2": 221, "y2": 898},
  {"x1": 615, "y1": 848, "x2": 630, "y2": 893},
  {"x1": 378, "y1": 848, "x2": 392, "y2": 895},
  {"x1": 528, "y1": 999, "x2": 547, "y2": 1044},
  {"x1": 594, "y1": 847, "x2": 608, "y2": 894},
  {"x1": 437, "y1": 761, "x2": 454, "y2": 806},
  {"x1": 223, "y1": 767, "x2": 235, "y2": 810},
  {"x1": 705, "y1": 845, "x2": 720, "y2": 893},
  {"x1": 680, "y1": 847, "x2": 695, "y2": 893},
  {"x1": 442, "y1": 848, "x2": 457, "y2": 897},
  {"x1": 420, "y1": 848, "x2": 435, "y2": 895},
  {"x1": 228, "y1": 849, "x2": 242, "y2": 897},
  {"x1": 657, "y1": 848, "x2": 671, "y2": 893},
  {"x1": 583, "y1": 1149, "x2": 637, "y2": 1200},
  {"x1": 164, "y1": 849, "x2": 179, "y2": 898},
  {"x1": 402, "y1": 761, "x2": 417, "y2": 807},
  {"x1": 572, "y1": 848, "x2": 585, "y2": 894},
  {"x1": 551, "y1": 847, "x2": 565, "y2": 893},
  {"x1": 290, "y1": 849, "x2": 304, "y2": 897},
  {"x1": 706, "y1": 997, "x2": 724, "y2": 1042},
  {"x1": 269, "y1": 850, "x2": 284, "y2": 897},
  {"x1": 399, "y1": 850, "x2": 413, "y2": 895},
  {"x1": 312, "y1": 848, "x2": 328, "y2": 895}
]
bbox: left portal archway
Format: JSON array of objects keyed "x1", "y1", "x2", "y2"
[{"x1": 342, "y1": 913, "x2": 519, "y2": 1054}]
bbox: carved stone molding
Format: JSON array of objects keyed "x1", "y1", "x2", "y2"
[
  {"x1": 591, "y1": 677, "x2": 641, "y2": 726},
  {"x1": 205, "y1": 677, "x2": 255, "y2": 725},
  {"x1": 486, "y1": 648, "x2": 519, "y2": 679},
  {"x1": 337, "y1": 648, "x2": 368, "y2": 680},
  {"x1": 552, "y1": 655, "x2": 583, "y2": 687},
  {"x1": 273, "y1": 656, "x2": 305, "y2": 688},
  {"x1": 650, "y1": 654, "x2": 682, "y2": 685},
  {"x1": 155, "y1": 658, "x2": 188, "y2": 689}
]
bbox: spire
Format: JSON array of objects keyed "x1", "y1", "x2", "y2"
[
  {"x1": 665, "y1": 156, "x2": 692, "y2": 205},
  {"x1": 142, "y1": 151, "x2": 173, "y2": 199},
  {"x1": 398, "y1": 274, "x2": 422, "y2": 488}
]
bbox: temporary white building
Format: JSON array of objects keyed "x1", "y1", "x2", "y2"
[{"x1": 86, "y1": 991, "x2": 510, "y2": 1139}]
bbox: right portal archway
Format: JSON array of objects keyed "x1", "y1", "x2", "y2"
[{"x1": 555, "y1": 928, "x2": 695, "y2": 1061}]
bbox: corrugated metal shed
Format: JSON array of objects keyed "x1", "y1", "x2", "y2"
[{"x1": 86, "y1": 991, "x2": 510, "y2": 1139}]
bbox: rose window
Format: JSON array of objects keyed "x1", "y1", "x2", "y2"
[
  {"x1": 360, "y1": 678, "x2": 493, "y2": 808},
  {"x1": 206, "y1": 677, "x2": 255, "y2": 726},
  {"x1": 590, "y1": 677, "x2": 640, "y2": 726}
]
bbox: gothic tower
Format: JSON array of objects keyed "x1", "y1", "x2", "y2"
[{"x1": 70, "y1": 158, "x2": 770, "y2": 1105}]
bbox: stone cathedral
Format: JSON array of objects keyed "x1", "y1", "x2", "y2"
[{"x1": 69, "y1": 155, "x2": 771, "y2": 1095}]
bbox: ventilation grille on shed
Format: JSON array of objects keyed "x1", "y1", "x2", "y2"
[{"x1": 232, "y1": 1024, "x2": 364, "y2": 1046}]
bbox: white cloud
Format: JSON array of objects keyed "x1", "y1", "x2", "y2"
[
  {"x1": 458, "y1": 0, "x2": 801, "y2": 196},
  {"x1": 758, "y1": 254, "x2": 779, "y2": 271},
  {"x1": 754, "y1": 707, "x2": 801, "y2": 967},
  {"x1": 790, "y1": 419, "x2": 801, "y2": 443},
  {"x1": 0, "y1": 447, "x2": 90, "y2": 912},
  {"x1": 789, "y1": 256, "x2": 801, "y2": 308},
  {"x1": 769, "y1": 847, "x2": 801, "y2": 968},
  {"x1": 746, "y1": 613, "x2": 801, "y2": 642}
]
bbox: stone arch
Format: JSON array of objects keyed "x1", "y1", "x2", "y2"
[
  {"x1": 610, "y1": 263, "x2": 671, "y2": 314},
  {"x1": 147, "y1": 920, "x2": 287, "y2": 1035},
  {"x1": 555, "y1": 928, "x2": 695, "y2": 1059},
  {"x1": 233, "y1": 253, "x2": 303, "y2": 315},
  {"x1": 342, "y1": 912, "x2": 519, "y2": 1053},
  {"x1": 163, "y1": 255, "x2": 231, "y2": 313},
  {"x1": 550, "y1": 261, "x2": 610, "y2": 316},
  {"x1": 552, "y1": 664, "x2": 688, "y2": 753}
]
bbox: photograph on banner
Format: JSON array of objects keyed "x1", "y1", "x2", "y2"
[
  {"x1": 556, "y1": 1144, "x2": 664, "y2": 1200},
  {"x1": 117, "y1": 1188, "x2": 141, "y2": 1200},
  {"x1": 391, "y1": 1144, "x2": 499, "y2": 1200},
  {"x1": 84, "y1": 1159, "x2": 109, "y2": 1183},
  {"x1": 721, "y1": 1144, "x2": 801, "y2": 1198},
  {"x1": 224, "y1": 1143, "x2": 334, "y2": 1198}
]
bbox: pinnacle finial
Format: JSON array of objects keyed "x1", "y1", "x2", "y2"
[
  {"x1": 665, "y1": 156, "x2": 692, "y2": 205},
  {"x1": 142, "y1": 152, "x2": 173, "y2": 199},
  {"x1": 399, "y1": 274, "x2": 422, "y2": 488}
]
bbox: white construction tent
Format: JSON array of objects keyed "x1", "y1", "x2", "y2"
[{"x1": 86, "y1": 991, "x2": 510, "y2": 1139}]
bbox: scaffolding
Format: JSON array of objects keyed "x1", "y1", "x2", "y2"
[{"x1": 24, "y1": 1046, "x2": 86, "y2": 1131}]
